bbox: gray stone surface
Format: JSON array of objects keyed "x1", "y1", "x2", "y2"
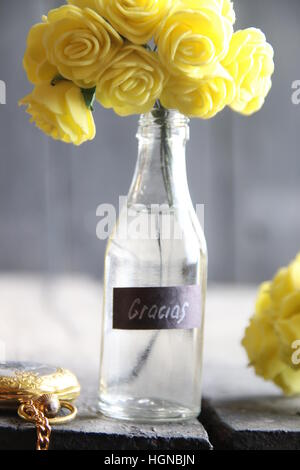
[
  {"x1": 201, "y1": 365, "x2": 300, "y2": 450},
  {"x1": 201, "y1": 396, "x2": 300, "y2": 451},
  {"x1": 0, "y1": 387, "x2": 212, "y2": 450}
]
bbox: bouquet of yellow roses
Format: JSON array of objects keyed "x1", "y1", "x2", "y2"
[{"x1": 20, "y1": 0, "x2": 274, "y2": 145}]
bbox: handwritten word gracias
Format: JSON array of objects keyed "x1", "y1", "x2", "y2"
[{"x1": 128, "y1": 297, "x2": 189, "y2": 325}]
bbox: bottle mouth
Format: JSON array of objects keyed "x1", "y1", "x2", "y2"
[{"x1": 138, "y1": 107, "x2": 190, "y2": 140}]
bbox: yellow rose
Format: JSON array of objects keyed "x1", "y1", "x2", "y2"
[
  {"x1": 222, "y1": 28, "x2": 274, "y2": 115},
  {"x1": 83, "y1": 0, "x2": 172, "y2": 45},
  {"x1": 96, "y1": 45, "x2": 165, "y2": 116},
  {"x1": 242, "y1": 285, "x2": 300, "y2": 396},
  {"x1": 155, "y1": 0, "x2": 233, "y2": 79},
  {"x1": 242, "y1": 253, "x2": 300, "y2": 395},
  {"x1": 44, "y1": 5, "x2": 123, "y2": 88},
  {"x1": 19, "y1": 82, "x2": 96, "y2": 145},
  {"x1": 160, "y1": 65, "x2": 235, "y2": 119},
  {"x1": 23, "y1": 22, "x2": 58, "y2": 85}
]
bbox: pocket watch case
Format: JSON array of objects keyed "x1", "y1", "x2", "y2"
[{"x1": 0, "y1": 362, "x2": 80, "y2": 410}]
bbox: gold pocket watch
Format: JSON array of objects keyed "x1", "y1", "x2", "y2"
[{"x1": 0, "y1": 362, "x2": 80, "y2": 450}]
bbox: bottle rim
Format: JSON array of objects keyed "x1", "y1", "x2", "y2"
[{"x1": 139, "y1": 108, "x2": 190, "y2": 129}]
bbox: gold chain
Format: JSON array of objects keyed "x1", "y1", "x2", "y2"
[
  {"x1": 22, "y1": 399, "x2": 52, "y2": 451},
  {"x1": 18, "y1": 394, "x2": 77, "y2": 450}
]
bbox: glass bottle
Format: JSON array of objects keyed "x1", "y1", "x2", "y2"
[{"x1": 98, "y1": 107, "x2": 207, "y2": 422}]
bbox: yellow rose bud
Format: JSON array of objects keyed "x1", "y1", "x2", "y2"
[
  {"x1": 19, "y1": 82, "x2": 96, "y2": 145},
  {"x1": 160, "y1": 65, "x2": 235, "y2": 119},
  {"x1": 222, "y1": 28, "x2": 274, "y2": 115},
  {"x1": 44, "y1": 5, "x2": 123, "y2": 88},
  {"x1": 96, "y1": 45, "x2": 165, "y2": 116},
  {"x1": 23, "y1": 22, "x2": 58, "y2": 85},
  {"x1": 87, "y1": 0, "x2": 172, "y2": 45},
  {"x1": 155, "y1": 0, "x2": 233, "y2": 79}
]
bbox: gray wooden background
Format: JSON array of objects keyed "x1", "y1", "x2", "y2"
[{"x1": 0, "y1": 0, "x2": 299, "y2": 284}]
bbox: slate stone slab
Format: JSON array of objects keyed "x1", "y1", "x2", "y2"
[
  {"x1": 201, "y1": 365, "x2": 300, "y2": 450},
  {"x1": 0, "y1": 387, "x2": 212, "y2": 450}
]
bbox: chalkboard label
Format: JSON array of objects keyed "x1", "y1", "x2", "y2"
[{"x1": 113, "y1": 286, "x2": 202, "y2": 330}]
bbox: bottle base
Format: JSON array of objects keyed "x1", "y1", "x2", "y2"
[{"x1": 98, "y1": 396, "x2": 200, "y2": 423}]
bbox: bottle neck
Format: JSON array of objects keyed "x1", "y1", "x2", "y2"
[{"x1": 128, "y1": 108, "x2": 191, "y2": 208}]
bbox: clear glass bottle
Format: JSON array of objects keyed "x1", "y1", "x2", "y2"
[{"x1": 99, "y1": 107, "x2": 207, "y2": 422}]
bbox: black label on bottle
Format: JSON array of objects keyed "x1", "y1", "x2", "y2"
[{"x1": 113, "y1": 286, "x2": 202, "y2": 330}]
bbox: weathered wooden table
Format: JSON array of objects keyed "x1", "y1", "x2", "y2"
[
  {"x1": 0, "y1": 386, "x2": 211, "y2": 450},
  {"x1": 1, "y1": 277, "x2": 300, "y2": 450}
]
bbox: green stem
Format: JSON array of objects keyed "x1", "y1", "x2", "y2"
[{"x1": 153, "y1": 102, "x2": 174, "y2": 208}]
